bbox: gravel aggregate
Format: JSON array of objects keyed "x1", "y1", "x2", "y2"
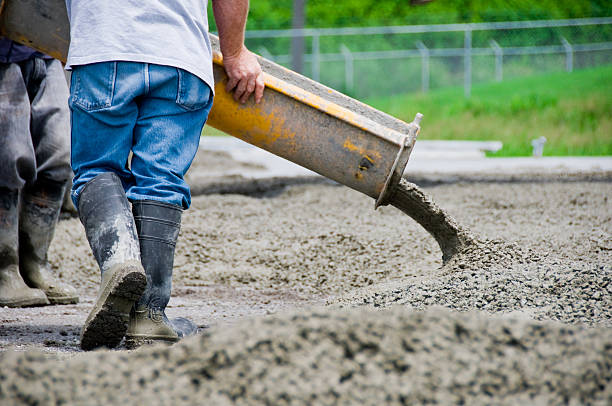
[{"x1": 1, "y1": 150, "x2": 610, "y2": 404}]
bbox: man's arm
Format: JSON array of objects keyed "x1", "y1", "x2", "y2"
[{"x1": 212, "y1": 0, "x2": 264, "y2": 104}]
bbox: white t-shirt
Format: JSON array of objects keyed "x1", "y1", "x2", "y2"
[{"x1": 65, "y1": 0, "x2": 214, "y2": 91}]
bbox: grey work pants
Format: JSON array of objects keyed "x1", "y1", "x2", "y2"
[{"x1": 0, "y1": 58, "x2": 71, "y2": 189}]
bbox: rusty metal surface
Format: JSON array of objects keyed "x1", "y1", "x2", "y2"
[
  {"x1": 0, "y1": 0, "x2": 70, "y2": 61},
  {"x1": 207, "y1": 56, "x2": 419, "y2": 201}
]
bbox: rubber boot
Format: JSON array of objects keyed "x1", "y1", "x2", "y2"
[
  {"x1": 77, "y1": 172, "x2": 147, "y2": 351},
  {"x1": 0, "y1": 188, "x2": 49, "y2": 307},
  {"x1": 19, "y1": 179, "x2": 79, "y2": 304},
  {"x1": 125, "y1": 200, "x2": 198, "y2": 348}
]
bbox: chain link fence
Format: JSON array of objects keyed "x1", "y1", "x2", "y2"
[{"x1": 243, "y1": 17, "x2": 612, "y2": 99}]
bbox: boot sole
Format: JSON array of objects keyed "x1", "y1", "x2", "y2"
[
  {"x1": 47, "y1": 295, "x2": 80, "y2": 305},
  {"x1": 0, "y1": 296, "x2": 50, "y2": 307},
  {"x1": 80, "y1": 262, "x2": 146, "y2": 351},
  {"x1": 124, "y1": 335, "x2": 179, "y2": 350}
]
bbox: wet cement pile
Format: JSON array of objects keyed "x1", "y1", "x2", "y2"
[
  {"x1": 172, "y1": 183, "x2": 439, "y2": 298},
  {"x1": 336, "y1": 181, "x2": 611, "y2": 326},
  {"x1": 1, "y1": 306, "x2": 610, "y2": 405},
  {"x1": 5, "y1": 147, "x2": 609, "y2": 402},
  {"x1": 47, "y1": 176, "x2": 611, "y2": 311},
  {"x1": 341, "y1": 240, "x2": 611, "y2": 326}
]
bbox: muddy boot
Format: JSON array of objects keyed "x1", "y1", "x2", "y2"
[
  {"x1": 19, "y1": 179, "x2": 79, "y2": 305},
  {"x1": 78, "y1": 172, "x2": 146, "y2": 351},
  {"x1": 125, "y1": 200, "x2": 198, "y2": 348},
  {"x1": 0, "y1": 188, "x2": 49, "y2": 307}
]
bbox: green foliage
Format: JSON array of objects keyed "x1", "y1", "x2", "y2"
[
  {"x1": 208, "y1": 0, "x2": 612, "y2": 31},
  {"x1": 306, "y1": 0, "x2": 609, "y2": 27},
  {"x1": 366, "y1": 65, "x2": 612, "y2": 156}
]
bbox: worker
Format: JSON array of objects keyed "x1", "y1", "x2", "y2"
[
  {"x1": 0, "y1": 38, "x2": 79, "y2": 307},
  {"x1": 65, "y1": 0, "x2": 264, "y2": 350}
]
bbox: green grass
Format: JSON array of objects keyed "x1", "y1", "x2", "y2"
[
  {"x1": 204, "y1": 66, "x2": 612, "y2": 157},
  {"x1": 202, "y1": 125, "x2": 227, "y2": 137},
  {"x1": 366, "y1": 65, "x2": 612, "y2": 156}
]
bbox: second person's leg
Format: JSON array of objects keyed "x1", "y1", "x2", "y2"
[
  {"x1": 20, "y1": 58, "x2": 78, "y2": 305},
  {"x1": 0, "y1": 61, "x2": 48, "y2": 307},
  {"x1": 126, "y1": 64, "x2": 212, "y2": 347}
]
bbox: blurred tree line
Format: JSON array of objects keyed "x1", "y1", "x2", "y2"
[
  {"x1": 208, "y1": 0, "x2": 612, "y2": 31},
  {"x1": 207, "y1": 0, "x2": 612, "y2": 98}
]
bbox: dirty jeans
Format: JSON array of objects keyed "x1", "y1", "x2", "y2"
[
  {"x1": 0, "y1": 58, "x2": 72, "y2": 189},
  {"x1": 69, "y1": 62, "x2": 213, "y2": 209}
]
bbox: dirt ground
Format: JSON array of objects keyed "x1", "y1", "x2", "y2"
[{"x1": 0, "y1": 150, "x2": 610, "y2": 404}]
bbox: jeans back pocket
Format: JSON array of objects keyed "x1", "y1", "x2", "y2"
[
  {"x1": 70, "y1": 62, "x2": 116, "y2": 111},
  {"x1": 176, "y1": 68, "x2": 212, "y2": 111}
]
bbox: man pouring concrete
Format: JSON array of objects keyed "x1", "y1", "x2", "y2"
[{"x1": 65, "y1": 0, "x2": 264, "y2": 350}]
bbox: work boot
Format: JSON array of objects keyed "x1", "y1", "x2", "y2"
[
  {"x1": 125, "y1": 200, "x2": 198, "y2": 348},
  {"x1": 0, "y1": 187, "x2": 49, "y2": 307},
  {"x1": 19, "y1": 179, "x2": 79, "y2": 304},
  {"x1": 78, "y1": 172, "x2": 146, "y2": 351}
]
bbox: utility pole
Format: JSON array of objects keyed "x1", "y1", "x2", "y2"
[{"x1": 291, "y1": 0, "x2": 306, "y2": 73}]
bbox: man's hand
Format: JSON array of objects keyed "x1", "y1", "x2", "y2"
[
  {"x1": 223, "y1": 45, "x2": 264, "y2": 104},
  {"x1": 212, "y1": 0, "x2": 264, "y2": 104}
]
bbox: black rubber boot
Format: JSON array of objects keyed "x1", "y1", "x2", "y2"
[
  {"x1": 0, "y1": 187, "x2": 49, "y2": 307},
  {"x1": 125, "y1": 200, "x2": 198, "y2": 348},
  {"x1": 77, "y1": 172, "x2": 147, "y2": 351},
  {"x1": 19, "y1": 179, "x2": 79, "y2": 304}
]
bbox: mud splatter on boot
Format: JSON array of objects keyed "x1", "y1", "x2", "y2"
[
  {"x1": 126, "y1": 200, "x2": 198, "y2": 349},
  {"x1": 19, "y1": 179, "x2": 78, "y2": 304},
  {"x1": 77, "y1": 173, "x2": 146, "y2": 351}
]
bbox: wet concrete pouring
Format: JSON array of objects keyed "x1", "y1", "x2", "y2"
[{"x1": 1, "y1": 149, "x2": 610, "y2": 404}]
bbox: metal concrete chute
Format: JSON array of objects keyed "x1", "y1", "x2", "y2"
[
  {"x1": 0, "y1": 0, "x2": 423, "y2": 207},
  {"x1": 207, "y1": 34, "x2": 421, "y2": 207},
  {"x1": 0, "y1": 0, "x2": 70, "y2": 61}
]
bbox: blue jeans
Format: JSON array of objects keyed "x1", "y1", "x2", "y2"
[{"x1": 69, "y1": 62, "x2": 213, "y2": 209}]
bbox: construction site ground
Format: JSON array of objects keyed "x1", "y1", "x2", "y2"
[{"x1": 1, "y1": 139, "x2": 610, "y2": 404}]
